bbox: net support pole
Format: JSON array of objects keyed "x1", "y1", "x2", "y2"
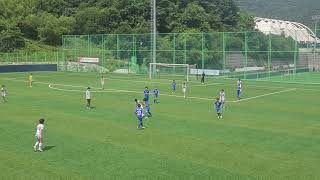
[
  {"x1": 74, "y1": 35, "x2": 77, "y2": 63},
  {"x1": 184, "y1": 34, "x2": 187, "y2": 64},
  {"x1": 187, "y1": 64, "x2": 189, "y2": 82},
  {"x1": 294, "y1": 32, "x2": 298, "y2": 79},
  {"x1": 117, "y1": 34, "x2": 120, "y2": 60},
  {"x1": 149, "y1": 63, "x2": 152, "y2": 79},
  {"x1": 222, "y1": 32, "x2": 226, "y2": 76},
  {"x1": 314, "y1": 20, "x2": 318, "y2": 70},
  {"x1": 201, "y1": 33, "x2": 205, "y2": 70},
  {"x1": 173, "y1": 33, "x2": 176, "y2": 73},
  {"x1": 244, "y1": 32, "x2": 248, "y2": 79},
  {"x1": 102, "y1": 35, "x2": 106, "y2": 69},
  {"x1": 268, "y1": 34, "x2": 272, "y2": 79},
  {"x1": 87, "y1": 35, "x2": 90, "y2": 56}
]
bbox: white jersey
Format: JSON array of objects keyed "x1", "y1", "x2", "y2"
[
  {"x1": 85, "y1": 90, "x2": 91, "y2": 99},
  {"x1": 1, "y1": 87, "x2": 6, "y2": 97},
  {"x1": 219, "y1": 91, "x2": 225, "y2": 102},
  {"x1": 101, "y1": 78, "x2": 105, "y2": 85},
  {"x1": 182, "y1": 84, "x2": 187, "y2": 92},
  {"x1": 237, "y1": 80, "x2": 242, "y2": 90},
  {"x1": 35, "y1": 124, "x2": 44, "y2": 137}
]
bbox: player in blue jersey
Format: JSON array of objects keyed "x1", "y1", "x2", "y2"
[
  {"x1": 237, "y1": 78, "x2": 242, "y2": 100},
  {"x1": 214, "y1": 98, "x2": 223, "y2": 118},
  {"x1": 143, "y1": 98, "x2": 152, "y2": 117},
  {"x1": 153, "y1": 87, "x2": 159, "y2": 104},
  {"x1": 135, "y1": 104, "x2": 145, "y2": 129},
  {"x1": 144, "y1": 87, "x2": 150, "y2": 101},
  {"x1": 171, "y1": 80, "x2": 176, "y2": 93}
]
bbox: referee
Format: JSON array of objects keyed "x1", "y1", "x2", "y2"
[{"x1": 201, "y1": 72, "x2": 205, "y2": 84}]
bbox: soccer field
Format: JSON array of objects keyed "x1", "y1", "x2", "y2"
[{"x1": 0, "y1": 71, "x2": 320, "y2": 180}]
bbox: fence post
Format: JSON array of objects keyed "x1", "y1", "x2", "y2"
[
  {"x1": 6, "y1": 53, "x2": 9, "y2": 64},
  {"x1": 102, "y1": 34, "x2": 105, "y2": 69},
  {"x1": 184, "y1": 34, "x2": 187, "y2": 64},
  {"x1": 244, "y1": 32, "x2": 248, "y2": 79},
  {"x1": 173, "y1": 33, "x2": 176, "y2": 73},
  {"x1": 294, "y1": 32, "x2": 298, "y2": 80},
  {"x1": 74, "y1": 35, "x2": 77, "y2": 63},
  {"x1": 87, "y1": 34, "x2": 90, "y2": 57},
  {"x1": 222, "y1": 32, "x2": 226, "y2": 76},
  {"x1": 268, "y1": 34, "x2": 272, "y2": 79},
  {"x1": 201, "y1": 32, "x2": 205, "y2": 70},
  {"x1": 117, "y1": 34, "x2": 120, "y2": 60}
]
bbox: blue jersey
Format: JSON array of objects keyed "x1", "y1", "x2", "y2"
[
  {"x1": 172, "y1": 82, "x2": 176, "y2": 90},
  {"x1": 215, "y1": 101, "x2": 222, "y2": 112},
  {"x1": 135, "y1": 107, "x2": 143, "y2": 118},
  {"x1": 153, "y1": 89, "x2": 159, "y2": 97},
  {"x1": 144, "y1": 89, "x2": 149, "y2": 99}
]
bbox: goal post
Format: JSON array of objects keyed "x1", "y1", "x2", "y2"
[{"x1": 149, "y1": 63, "x2": 196, "y2": 82}]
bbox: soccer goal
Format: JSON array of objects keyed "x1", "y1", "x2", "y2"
[{"x1": 149, "y1": 63, "x2": 196, "y2": 82}]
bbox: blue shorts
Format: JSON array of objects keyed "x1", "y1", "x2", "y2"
[
  {"x1": 237, "y1": 89, "x2": 241, "y2": 96},
  {"x1": 216, "y1": 108, "x2": 222, "y2": 113},
  {"x1": 137, "y1": 116, "x2": 143, "y2": 122}
]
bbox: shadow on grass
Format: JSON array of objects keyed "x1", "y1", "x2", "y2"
[{"x1": 43, "y1": 145, "x2": 56, "y2": 151}]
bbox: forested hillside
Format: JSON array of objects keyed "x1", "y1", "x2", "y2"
[
  {"x1": 239, "y1": 0, "x2": 320, "y2": 28},
  {"x1": 0, "y1": 0, "x2": 254, "y2": 52}
]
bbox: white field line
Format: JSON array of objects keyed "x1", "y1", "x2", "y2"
[
  {"x1": 4, "y1": 77, "x2": 214, "y2": 101},
  {"x1": 230, "y1": 88, "x2": 297, "y2": 103},
  {"x1": 19, "y1": 74, "x2": 223, "y2": 87},
  {"x1": 3, "y1": 77, "x2": 299, "y2": 103},
  {"x1": 2, "y1": 74, "x2": 287, "y2": 90},
  {"x1": 48, "y1": 83, "x2": 214, "y2": 101},
  {"x1": 63, "y1": 75, "x2": 320, "y2": 91}
]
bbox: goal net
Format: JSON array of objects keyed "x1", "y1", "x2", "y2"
[{"x1": 149, "y1": 63, "x2": 196, "y2": 82}]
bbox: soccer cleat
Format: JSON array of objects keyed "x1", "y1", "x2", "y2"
[
  {"x1": 34, "y1": 146, "x2": 37, "y2": 152},
  {"x1": 38, "y1": 149, "x2": 43, "y2": 152}
]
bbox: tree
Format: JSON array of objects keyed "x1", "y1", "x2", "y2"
[{"x1": 176, "y1": 3, "x2": 211, "y2": 32}]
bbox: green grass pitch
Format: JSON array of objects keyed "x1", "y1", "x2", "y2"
[{"x1": 0, "y1": 71, "x2": 320, "y2": 180}]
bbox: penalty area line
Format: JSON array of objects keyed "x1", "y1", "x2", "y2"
[
  {"x1": 48, "y1": 83, "x2": 214, "y2": 101},
  {"x1": 230, "y1": 88, "x2": 296, "y2": 103}
]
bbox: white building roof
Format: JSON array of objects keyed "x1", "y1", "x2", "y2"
[{"x1": 255, "y1": 17, "x2": 319, "y2": 43}]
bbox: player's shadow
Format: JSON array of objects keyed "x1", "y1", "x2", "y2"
[{"x1": 43, "y1": 145, "x2": 56, "y2": 151}]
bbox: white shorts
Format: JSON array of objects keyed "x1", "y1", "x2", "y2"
[
  {"x1": 219, "y1": 98, "x2": 225, "y2": 103},
  {"x1": 1, "y1": 93, "x2": 5, "y2": 97},
  {"x1": 35, "y1": 134, "x2": 42, "y2": 140},
  {"x1": 182, "y1": 89, "x2": 186, "y2": 93}
]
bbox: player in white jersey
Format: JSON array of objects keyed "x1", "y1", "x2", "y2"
[
  {"x1": 237, "y1": 79, "x2": 242, "y2": 100},
  {"x1": 34, "y1": 119, "x2": 45, "y2": 152},
  {"x1": 1, "y1": 85, "x2": 7, "y2": 102},
  {"x1": 85, "y1": 87, "x2": 91, "y2": 109},
  {"x1": 100, "y1": 76, "x2": 105, "y2": 90},
  {"x1": 219, "y1": 89, "x2": 225, "y2": 105},
  {"x1": 182, "y1": 83, "x2": 187, "y2": 98}
]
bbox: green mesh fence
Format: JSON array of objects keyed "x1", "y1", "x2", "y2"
[
  {"x1": 61, "y1": 32, "x2": 320, "y2": 83},
  {"x1": 0, "y1": 31, "x2": 319, "y2": 84},
  {"x1": 0, "y1": 52, "x2": 62, "y2": 65}
]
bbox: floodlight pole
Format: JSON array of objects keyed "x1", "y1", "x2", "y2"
[{"x1": 150, "y1": 0, "x2": 157, "y2": 74}]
